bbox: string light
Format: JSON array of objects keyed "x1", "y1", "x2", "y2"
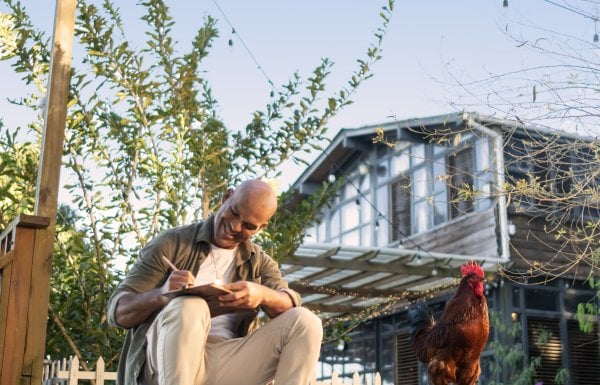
[
  {"x1": 228, "y1": 28, "x2": 234, "y2": 47},
  {"x1": 315, "y1": 279, "x2": 460, "y2": 329},
  {"x1": 210, "y1": 0, "x2": 279, "y2": 96}
]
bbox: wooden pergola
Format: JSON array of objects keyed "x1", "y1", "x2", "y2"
[
  {"x1": 282, "y1": 243, "x2": 498, "y2": 317},
  {"x1": 0, "y1": 1, "x2": 76, "y2": 384}
]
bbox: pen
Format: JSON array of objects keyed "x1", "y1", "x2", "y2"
[{"x1": 162, "y1": 255, "x2": 178, "y2": 271}]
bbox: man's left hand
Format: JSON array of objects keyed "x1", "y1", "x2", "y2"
[
  {"x1": 219, "y1": 281, "x2": 293, "y2": 317},
  {"x1": 220, "y1": 281, "x2": 264, "y2": 309}
]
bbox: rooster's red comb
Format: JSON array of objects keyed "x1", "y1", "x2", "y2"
[{"x1": 460, "y1": 260, "x2": 484, "y2": 277}]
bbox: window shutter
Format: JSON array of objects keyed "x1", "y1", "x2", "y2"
[
  {"x1": 396, "y1": 331, "x2": 419, "y2": 385},
  {"x1": 447, "y1": 148, "x2": 474, "y2": 219},
  {"x1": 527, "y1": 316, "x2": 562, "y2": 385},
  {"x1": 567, "y1": 319, "x2": 600, "y2": 385},
  {"x1": 391, "y1": 176, "x2": 411, "y2": 242}
]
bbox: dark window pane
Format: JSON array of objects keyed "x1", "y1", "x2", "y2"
[
  {"x1": 564, "y1": 289, "x2": 595, "y2": 313},
  {"x1": 512, "y1": 286, "x2": 521, "y2": 308},
  {"x1": 524, "y1": 288, "x2": 557, "y2": 311},
  {"x1": 447, "y1": 147, "x2": 475, "y2": 218},
  {"x1": 390, "y1": 176, "x2": 411, "y2": 241}
]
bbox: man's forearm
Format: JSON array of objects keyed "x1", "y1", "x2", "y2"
[
  {"x1": 261, "y1": 286, "x2": 295, "y2": 317},
  {"x1": 114, "y1": 288, "x2": 169, "y2": 329}
]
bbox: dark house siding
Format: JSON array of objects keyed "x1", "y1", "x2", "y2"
[
  {"x1": 507, "y1": 213, "x2": 595, "y2": 276},
  {"x1": 407, "y1": 207, "x2": 499, "y2": 257}
]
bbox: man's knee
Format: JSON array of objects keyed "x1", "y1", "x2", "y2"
[
  {"x1": 287, "y1": 307, "x2": 323, "y2": 343},
  {"x1": 162, "y1": 296, "x2": 210, "y2": 329}
]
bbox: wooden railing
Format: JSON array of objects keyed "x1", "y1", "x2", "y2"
[
  {"x1": 0, "y1": 214, "x2": 50, "y2": 385},
  {"x1": 42, "y1": 356, "x2": 382, "y2": 385}
]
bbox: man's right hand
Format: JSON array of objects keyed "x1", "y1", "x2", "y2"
[
  {"x1": 161, "y1": 269, "x2": 195, "y2": 293},
  {"x1": 115, "y1": 268, "x2": 195, "y2": 329}
]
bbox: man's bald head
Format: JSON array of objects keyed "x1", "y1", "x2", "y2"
[
  {"x1": 233, "y1": 179, "x2": 278, "y2": 219},
  {"x1": 212, "y1": 179, "x2": 278, "y2": 248}
]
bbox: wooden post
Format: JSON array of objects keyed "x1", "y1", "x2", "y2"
[{"x1": 23, "y1": 0, "x2": 76, "y2": 384}]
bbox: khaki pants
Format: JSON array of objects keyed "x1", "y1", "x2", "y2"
[{"x1": 144, "y1": 296, "x2": 323, "y2": 385}]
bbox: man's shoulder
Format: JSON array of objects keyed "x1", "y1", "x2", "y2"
[{"x1": 245, "y1": 241, "x2": 278, "y2": 265}]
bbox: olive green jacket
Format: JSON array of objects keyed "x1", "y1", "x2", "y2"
[{"x1": 107, "y1": 216, "x2": 301, "y2": 385}]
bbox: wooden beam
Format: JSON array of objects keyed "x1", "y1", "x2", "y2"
[
  {"x1": 286, "y1": 254, "x2": 440, "y2": 276},
  {"x1": 24, "y1": 1, "x2": 77, "y2": 384},
  {"x1": 34, "y1": 3, "x2": 76, "y2": 216}
]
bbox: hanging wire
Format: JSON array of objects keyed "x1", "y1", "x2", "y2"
[
  {"x1": 541, "y1": 1, "x2": 600, "y2": 43},
  {"x1": 210, "y1": 0, "x2": 280, "y2": 96},
  {"x1": 507, "y1": 1, "x2": 600, "y2": 42},
  {"x1": 542, "y1": 0, "x2": 595, "y2": 19}
]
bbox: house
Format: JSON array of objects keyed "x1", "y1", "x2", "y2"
[{"x1": 282, "y1": 112, "x2": 600, "y2": 385}]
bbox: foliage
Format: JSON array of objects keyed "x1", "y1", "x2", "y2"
[
  {"x1": 574, "y1": 272, "x2": 600, "y2": 333},
  {"x1": 0, "y1": 0, "x2": 394, "y2": 368},
  {"x1": 487, "y1": 311, "x2": 548, "y2": 385},
  {"x1": 260, "y1": 177, "x2": 346, "y2": 259},
  {"x1": 0, "y1": 124, "x2": 37, "y2": 230},
  {"x1": 47, "y1": 204, "x2": 124, "y2": 368}
]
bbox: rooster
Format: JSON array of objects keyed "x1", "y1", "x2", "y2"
[{"x1": 408, "y1": 260, "x2": 490, "y2": 385}]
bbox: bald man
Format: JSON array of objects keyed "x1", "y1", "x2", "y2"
[{"x1": 108, "y1": 180, "x2": 323, "y2": 385}]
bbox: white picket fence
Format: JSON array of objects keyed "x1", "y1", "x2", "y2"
[
  {"x1": 42, "y1": 356, "x2": 381, "y2": 385},
  {"x1": 316, "y1": 371, "x2": 382, "y2": 385},
  {"x1": 42, "y1": 356, "x2": 116, "y2": 385}
]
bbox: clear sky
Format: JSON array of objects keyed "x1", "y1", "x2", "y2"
[{"x1": 1, "y1": 0, "x2": 596, "y2": 186}]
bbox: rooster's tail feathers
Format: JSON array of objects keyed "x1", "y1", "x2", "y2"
[{"x1": 408, "y1": 301, "x2": 435, "y2": 347}]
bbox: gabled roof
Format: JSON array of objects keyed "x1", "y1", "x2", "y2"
[
  {"x1": 292, "y1": 111, "x2": 589, "y2": 195},
  {"x1": 293, "y1": 112, "x2": 464, "y2": 193}
]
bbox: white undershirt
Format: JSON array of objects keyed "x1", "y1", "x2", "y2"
[{"x1": 195, "y1": 244, "x2": 237, "y2": 339}]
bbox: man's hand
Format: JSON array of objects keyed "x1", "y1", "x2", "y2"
[
  {"x1": 115, "y1": 268, "x2": 195, "y2": 329},
  {"x1": 161, "y1": 269, "x2": 195, "y2": 293},
  {"x1": 220, "y1": 281, "x2": 293, "y2": 317},
  {"x1": 219, "y1": 281, "x2": 265, "y2": 308}
]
